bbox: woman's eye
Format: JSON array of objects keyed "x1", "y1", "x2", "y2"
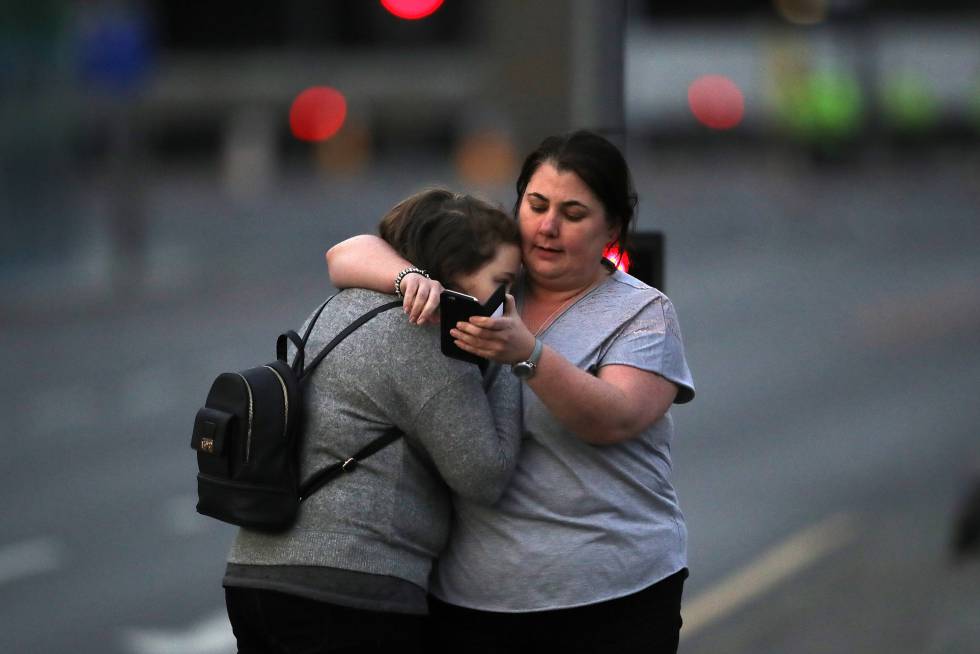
[{"x1": 529, "y1": 204, "x2": 546, "y2": 213}]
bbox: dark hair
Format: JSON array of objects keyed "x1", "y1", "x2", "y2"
[
  {"x1": 514, "y1": 130, "x2": 638, "y2": 251},
  {"x1": 378, "y1": 188, "x2": 520, "y2": 288}
]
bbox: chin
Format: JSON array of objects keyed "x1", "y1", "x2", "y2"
[{"x1": 527, "y1": 263, "x2": 563, "y2": 280}]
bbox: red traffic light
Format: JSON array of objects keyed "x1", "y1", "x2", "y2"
[
  {"x1": 688, "y1": 75, "x2": 745, "y2": 130},
  {"x1": 603, "y1": 244, "x2": 632, "y2": 273},
  {"x1": 289, "y1": 87, "x2": 347, "y2": 142},
  {"x1": 380, "y1": 0, "x2": 444, "y2": 20}
]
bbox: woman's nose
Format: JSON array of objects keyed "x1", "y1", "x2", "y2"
[{"x1": 538, "y1": 210, "x2": 559, "y2": 236}]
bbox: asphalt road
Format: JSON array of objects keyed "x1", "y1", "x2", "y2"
[{"x1": 2, "y1": 147, "x2": 979, "y2": 653}]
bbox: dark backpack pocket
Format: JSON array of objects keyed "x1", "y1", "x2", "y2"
[
  {"x1": 196, "y1": 474, "x2": 298, "y2": 533},
  {"x1": 191, "y1": 407, "x2": 235, "y2": 477}
]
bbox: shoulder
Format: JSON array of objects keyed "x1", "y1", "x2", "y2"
[
  {"x1": 306, "y1": 291, "x2": 481, "y2": 395},
  {"x1": 586, "y1": 270, "x2": 672, "y2": 326}
]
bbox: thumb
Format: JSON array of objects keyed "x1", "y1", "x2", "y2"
[{"x1": 503, "y1": 293, "x2": 518, "y2": 316}]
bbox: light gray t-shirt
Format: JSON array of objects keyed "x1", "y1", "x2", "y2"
[{"x1": 430, "y1": 269, "x2": 695, "y2": 611}]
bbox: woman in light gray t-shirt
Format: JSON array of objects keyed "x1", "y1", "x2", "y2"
[{"x1": 327, "y1": 131, "x2": 696, "y2": 654}]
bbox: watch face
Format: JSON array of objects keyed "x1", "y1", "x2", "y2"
[{"x1": 512, "y1": 361, "x2": 534, "y2": 379}]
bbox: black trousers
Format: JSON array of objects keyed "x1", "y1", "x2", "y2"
[
  {"x1": 427, "y1": 568, "x2": 688, "y2": 654},
  {"x1": 225, "y1": 587, "x2": 425, "y2": 654}
]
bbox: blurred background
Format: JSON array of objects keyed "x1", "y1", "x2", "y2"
[{"x1": 2, "y1": 1, "x2": 979, "y2": 652}]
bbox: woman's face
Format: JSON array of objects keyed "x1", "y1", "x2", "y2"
[
  {"x1": 452, "y1": 243, "x2": 522, "y2": 304},
  {"x1": 518, "y1": 162, "x2": 619, "y2": 291}
]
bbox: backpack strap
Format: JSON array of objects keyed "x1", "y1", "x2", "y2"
[
  {"x1": 278, "y1": 293, "x2": 339, "y2": 375},
  {"x1": 277, "y1": 331, "x2": 304, "y2": 365},
  {"x1": 299, "y1": 299, "x2": 403, "y2": 382},
  {"x1": 298, "y1": 426, "x2": 402, "y2": 501},
  {"x1": 294, "y1": 296, "x2": 405, "y2": 502}
]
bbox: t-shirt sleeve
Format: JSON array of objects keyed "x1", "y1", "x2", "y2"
[{"x1": 599, "y1": 295, "x2": 695, "y2": 404}]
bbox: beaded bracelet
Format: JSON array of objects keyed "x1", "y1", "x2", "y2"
[{"x1": 394, "y1": 267, "x2": 430, "y2": 298}]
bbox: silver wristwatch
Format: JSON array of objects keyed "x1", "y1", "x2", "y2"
[{"x1": 511, "y1": 339, "x2": 543, "y2": 380}]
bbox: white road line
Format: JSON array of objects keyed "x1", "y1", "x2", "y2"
[
  {"x1": 681, "y1": 512, "x2": 857, "y2": 641},
  {"x1": 0, "y1": 537, "x2": 65, "y2": 586},
  {"x1": 120, "y1": 610, "x2": 234, "y2": 654}
]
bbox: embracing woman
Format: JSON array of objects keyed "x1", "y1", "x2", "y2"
[
  {"x1": 223, "y1": 189, "x2": 523, "y2": 654},
  {"x1": 326, "y1": 130, "x2": 696, "y2": 653}
]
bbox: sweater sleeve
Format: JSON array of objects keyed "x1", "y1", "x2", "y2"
[{"x1": 410, "y1": 363, "x2": 522, "y2": 505}]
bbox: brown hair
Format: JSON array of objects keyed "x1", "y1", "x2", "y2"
[{"x1": 378, "y1": 188, "x2": 520, "y2": 288}]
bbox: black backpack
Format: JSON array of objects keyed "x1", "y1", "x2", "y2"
[{"x1": 190, "y1": 293, "x2": 403, "y2": 532}]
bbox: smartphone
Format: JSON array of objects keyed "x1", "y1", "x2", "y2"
[{"x1": 440, "y1": 283, "x2": 508, "y2": 364}]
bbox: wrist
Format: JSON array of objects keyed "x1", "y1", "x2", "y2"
[
  {"x1": 511, "y1": 338, "x2": 543, "y2": 380},
  {"x1": 394, "y1": 267, "x2": 429, "y2": 297}
]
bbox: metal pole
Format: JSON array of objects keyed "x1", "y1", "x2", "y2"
[{"x1": 570, "y1": 0, "x2": 626, "y2": 149}]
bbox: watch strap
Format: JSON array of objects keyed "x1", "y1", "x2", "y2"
[{"x1": 526, "y1": 338, "x2": 543, "y2": 366}]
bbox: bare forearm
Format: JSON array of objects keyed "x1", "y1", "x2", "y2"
[
  {"x1": 526, "y1": 347, "x2": 640, "y2": 445},
  {"x1": 325, "y1": 235, "x2": 409, "y2": 292}
]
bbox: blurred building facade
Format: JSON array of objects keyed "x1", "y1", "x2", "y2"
[{"x1": 2, "y1": 0, "x2": 978, "y2": 286}]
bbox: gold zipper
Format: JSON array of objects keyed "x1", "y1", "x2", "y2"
[
  {"x1": 234, "y1": 373, "x2": 254, "y2": 461},
  {"x1": 264, "y1": 365, "x2": 289, "y2": 438}
]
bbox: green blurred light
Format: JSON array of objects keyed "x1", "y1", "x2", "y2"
[
  {"x1": 881, "y1": 74, "x2": 939, "y2": 133},
  {"x1": 777, "y1": 69, "x2": 863, "y2": 144}
]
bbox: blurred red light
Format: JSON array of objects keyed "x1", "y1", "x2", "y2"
[
  {"x1": 688, "y1": 75, "x2": 745, "y2": 130},
  {"x1": 380, "y1": 0, "x2": 444, "y2": 20},
  {"x1": 603, "y1": 245, "x2": 631, "y2": 273},
  {"x1": 290, "y1": 87, "x2": 347, "y2": 142}
]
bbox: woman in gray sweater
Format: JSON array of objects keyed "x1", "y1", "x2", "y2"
[{"x1": 223, "y1": 189, "x2": 523, "y2": 653}]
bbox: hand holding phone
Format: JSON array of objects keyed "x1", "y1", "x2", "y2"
[{"x1": 439, "y1": 283, "x2": 507, "y2": 364}]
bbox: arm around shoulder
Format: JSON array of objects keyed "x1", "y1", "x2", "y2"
[{"x1": 326, "y1": 235, "x2": 409, "y2": 292}]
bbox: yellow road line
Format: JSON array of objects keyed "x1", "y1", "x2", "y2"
[{"x1": 682, "y1": 512, "x2": 857, "y2": 641}]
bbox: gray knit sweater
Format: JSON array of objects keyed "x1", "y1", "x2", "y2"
[{"x1": 225, "y1": 289, "x2": 522, "y2": 603}]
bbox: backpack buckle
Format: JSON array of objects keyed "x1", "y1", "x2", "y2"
[{"x1": 341, "y1": 457, "x2": 358, "y2": 472}]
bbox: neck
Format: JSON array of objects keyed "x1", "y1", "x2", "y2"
[{"x1": 526, "y1": 266, "x2": 610, "y2": 306}]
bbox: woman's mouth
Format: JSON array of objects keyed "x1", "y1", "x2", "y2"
[{"x1": 534, "y1": 244, "x2": 562, "y2": 256}]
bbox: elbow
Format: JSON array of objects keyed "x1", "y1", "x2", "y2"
[
  {"x1": 471, "y1": 484, "x2": 507, "y2": 506},
  {"x1": 455, "y1": 482, "x2": 506, "y2": 506},
  {"x1": 324, "y1": 247, "x2": 337, "y2": 282},
  {"x1": 325, "y1": 242, "x2": 353, "y2": 286},
  {"x1": 576, "y1": 391, "x2": 674, "y2": 445},
  {"x1": 325, "y1": 243, "x2": 343, "y2": 269},
  {"x1": 452, "y1": 464, "x2": 514, "y2": 505},
  {"x1": 577, "y1": 425, "x2": 636, "y2": 446},
  {"x1": 576, "y1": 414, "x2": 658, "y2": 446}
]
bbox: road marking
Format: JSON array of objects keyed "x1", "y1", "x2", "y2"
[
  {"x1": 120, "y1": 610, "x2": 234, "y2": 654},
  {"x1": 0, "y1": 537, "x2": 65, "y2": 586},
  {"x1": 856, "y1": 279, "x2": 980, "y2": 349},
  {"x1": 681, "y1": 512, "x2": 857, "y2": 641}
]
